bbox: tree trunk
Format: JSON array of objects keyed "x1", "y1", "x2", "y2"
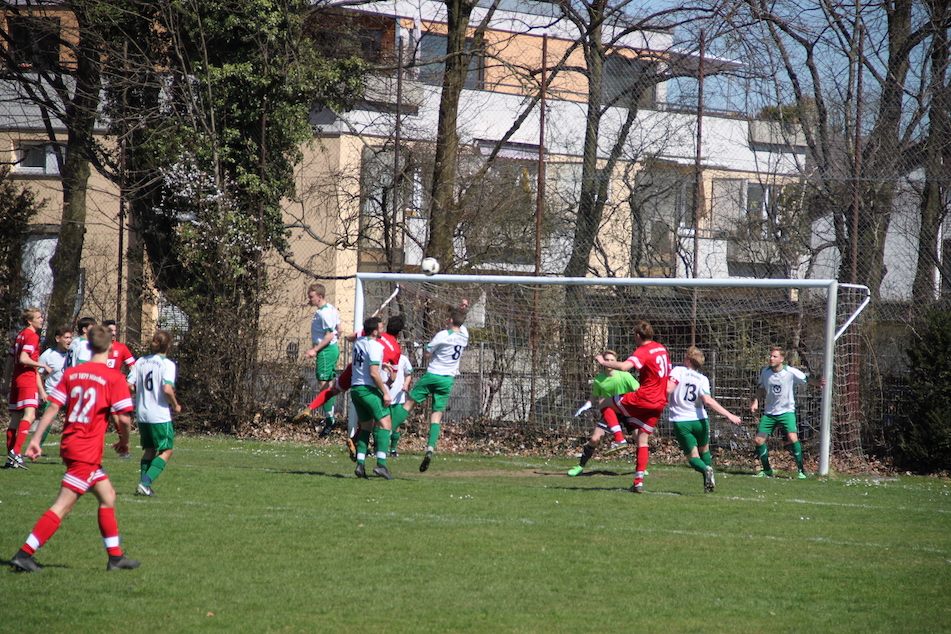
[{"x1": 426, "y1": 0, "x2": 476, "y2": 270}]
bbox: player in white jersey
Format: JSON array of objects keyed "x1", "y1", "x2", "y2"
[
  {"x1": 389, "y1": 303, "x2": 469, "y2": 473},
  {"x1": 65, "y1": 316, "x2": 96, "y2": 368},
  {"x1": 304, "y1": 283, "x2": 341, "y2": 435},
  {"x1": 35, "y1": 326, "x2": 73, "y2": 446},
  {"x1": 349, "y1": 317, "x2": 394, "y2": 480},
  {"x1": 128, "y1": 331, "x2": 181, "y2": 496},
  {"x1": 750, "y1": 345, "x2": 824, "y2": 479},
  {"x1": 387, "y1": 354, "x2": 413, "y2": 457},
  {"x1": 667, "y1": 347, "x2": 742, "y2": 492}
]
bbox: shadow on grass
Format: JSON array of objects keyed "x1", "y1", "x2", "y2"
[
  {"x1": 531, "y1": 469, "x2": 635, "y2": 477},
  {"x1": 2, "y1": 558, "x2": 70, "y2": 571},
  {"x1": 274, "y1": 469, "x2": 352, "y2": 479}
]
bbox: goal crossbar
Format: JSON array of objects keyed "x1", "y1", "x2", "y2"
[{"x1": 355, "y1": 273, "x2": 868, "y2": 476}]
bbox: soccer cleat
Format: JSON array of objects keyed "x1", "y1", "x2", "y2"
[
  {"x1": 373, "y1": 465, "x2": 393, "y2": 480},
  {"x1": 354, "y1": 463, "x2": 368, "y2": 479},
  {"x1": 135, "y1": 483, "x2": 154, "y2": 497},
  {"x1": 106, "y1": 555, "x2": 141, "y2": 571},
  {"x1": 703, "y1": 467, "x2": 716, "y2": 493},
  {"x1": 10, "y1": 551, "x2": 42, "y2": 573},
  {"x1": 388, "y1": 450, "x2": 399, "y2": 458},
  {"x1": 567, "y1": 465, "x2": 584, "y2": 477},
  {"x1": 7, "y1": 453, "x2": 28, "y2": 470},
  {"x1": 797, "y1": 470, "x2": 808, "y2": 480},
  {"x1": 603, "y1": 440, "x2": 629, "y2": 455},
  {"x1": 419, "y1": 450, "x2": 433, "y2": 473},
  {"x1": 629, "y1": 479, "x2": 644, "y2": 494},
  {"x1": 754, "y1": 470, "x2": 773, "y2": 478},
  {"x1": 346, "y1": 436, "x2": 357, "y2": 462},
  {"x1": 291, "y1": 408, "x2": 312, "y2": 424},
  {"x1": 318, "y1": 417, "x2": 337, "y2": 438}
]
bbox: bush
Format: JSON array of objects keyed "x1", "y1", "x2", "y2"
[{"x1": 894, "y1": 305, "x2": 951, "y2": 472}]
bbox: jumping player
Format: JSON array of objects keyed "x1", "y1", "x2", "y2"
[
  {"x1": 751, "y1": 346, "x2": 824, "y2": 479},
  {"x1": 389, "y1": 304, "x2": 469, "y2": 473},
  {"x1": 304, "y1": 284, "x2": 340, "y2": 435},
  {"x1": 387, "y1": 352, "x2": 414, "y2": 457},
  {"x1": 594, "y1": 320, "x2": 670, "y2": 493},
  {"x1": 103, "y1": 319, "x2": 136, "y2": 373},
  {"x1": 128, "y1": 330, "x2": 181, "y2": 496},
  {"x1": 5, "y1": 307, "x2": 51, "y2": 469},
  {"x1": 350, "y1": 317, "x2": 394, "y2": 480},
  {"x1": 9, "y1": 325, "x2": 140, "y2": 573},
  {"x1": 667, "y1": 346, "x2": 742, "y2": 492},
  {"x1": 567, "y1": 350, "x2": 640, "y2": 477}
]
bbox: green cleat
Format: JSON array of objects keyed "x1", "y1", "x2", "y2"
[
  {"x1": 754, "y1": 470, "x2": 773, "y2": 478},
  {"x1": 797, "y1": 470, "x2": 808, "y2": 480},
  {"x1": 567, "y1": 465, "x2": 584, "y2": 477}
]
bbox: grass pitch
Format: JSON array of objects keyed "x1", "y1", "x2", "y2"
[{"x1": 1, "y1": 435, "x2": 949, "y2": 633}]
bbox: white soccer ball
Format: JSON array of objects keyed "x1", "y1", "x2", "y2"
[{"x1": 421, "y1": 257, "x2": 440, "y2": 276}]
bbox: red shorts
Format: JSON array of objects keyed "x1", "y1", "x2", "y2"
[
  {"x1": 61, "y1": 460, "x2": 109, "y2": 495},
  {"x1": 335, "y1": 365, "x2": 353, "y2": 392},
  {"x1": 612, "y1": 395, "x2": 663, "y2": 434},
  {"x1": 8, "y1": 385, "x2": 39, "y2": 411}
]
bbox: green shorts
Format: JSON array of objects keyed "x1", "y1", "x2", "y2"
[
  {"x1": 351, "y1": 385, "x2": 389, "y2": 423},
  {"x1": 315, "y1": 343, "x2": 339, "y2": 382},
  {"x1": 672, "y1": 419, "x2": 709, "y2": 454},
  {"x1": 757, "y1": 412, "x2": 798, "y2": 436},
  {"x1": 139, "y1": 422, "x2": 175, "y2": 452},
  {"x1": 408, "y1": 372, "x2": 456, "y2": 412}
]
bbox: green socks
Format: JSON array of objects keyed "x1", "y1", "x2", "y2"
[
  {"x1": 142, "y1": 457, "x2": 167, "y2": 486},
  {"x1": 789, "y1": 441, "x2": 804, "y2": 471},
  {"x1": 756, "y1": 444, "x2": 771, "y2": 472},
  {"x1": 321, "y1": 396, "x2": 335, "y2": 417},
  {"x1": 688, "y1": 457, "x2": 708, "y2": 474},
  {"x1": 700, "y1": 450, "x2": 712, "y2": 467},
  {"x1": 427, "y1": 423, "x2": 441, "y2": 450},
  {"x1": 373, "y1": 428, "x2": 392, "y2": 467},
  {"x1": 390, "y1": 430, "x2": 401, "y2": 452},
  {"x1": 139, "y1": 458, "x2": 149, "y2": 480},
  {"x1": 356, "y1": 429, "x2": 371, "y2": 464}
]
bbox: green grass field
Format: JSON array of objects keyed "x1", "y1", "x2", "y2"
[{"x1": 1, "y1": 435, "x2": 949, "y2": 633}]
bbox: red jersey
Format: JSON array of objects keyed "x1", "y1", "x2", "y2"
[
  {"x1": 379, "y1": 332, "x2": 402, "y2": 366},
  {"x1": 625, "y1": 341, "x2": 671, "y2": 410},
  {"x1": 106, "y1": 341, "x2": 136, "y2": 371},
  {"x1": 48, "y1": 362, "x2": 134, "y2": 464},
  {"x1": 11, "y1": 327, "x2": 40, "y2": 390}
]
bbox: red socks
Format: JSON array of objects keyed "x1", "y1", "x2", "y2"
[
  {"x1": 635, "y1": 445, "x2": 650, "y2": 478},
  {"x1": 98, "y1": 507, "x2": 124, "y2": 557},
  {"x1": 23, "y1": 510, "x2": 62, "y2": 555},
  {"x1": 601, "y1": 408, "x2": 625, "y2": 443},
  {"x1": 13, "y1": 426, "x2": 29, "y2": 454},
  {"x1": 5, "y1": 428, "x2": 14, "y2": 452},
  {"x1": 308, "y1": 387, "x2": 333, "y2": 411}
]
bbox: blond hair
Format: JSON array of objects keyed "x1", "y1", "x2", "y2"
[
  {"x1": 685, "y1": 346, "x2": 705, "y2": 370},
  {"x1": 21, "y1": 307, "x2": 41, "y2": 324}
]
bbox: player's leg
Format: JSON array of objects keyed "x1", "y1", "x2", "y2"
[
  {"x1": 10, "y1": 484, "x2": 80, "y2": 571},
  {"x1": 13, "y1": 406, "x2": 36, "y2": 459},
  {"x1": 782, "y1": 414, "x2": 806, "y2": 477},
  {"x1": 601, "y1": 407, "x2": 629, "y2": 454},
  {"x1": 569, "y1": 426, "x2": 607, "y2": 476},
  {"x1": 315, "y1": 344, "x2": 340, "y2": 434},
  {"x1": 350, "y1": 387, "x2": 376, "y2": 477},
  {"x1": 754, "y1": 415, "x2": 775, "y2": 476},
  {"x1": 91, "y1": 477, "x2": 140, "y2": 570},
  {"x1": 137, "y1": 425, "x2": 157, "y2": 495},
  {"x1": 674, "y1": 421, "x2": 706, "y2": 474},
  {"x1": 308, "y1": 363, "x2": 351, "y2": 412},
  {"x1": 141, "y1": 424, "x2": 174, "y2": 493},
  {"x1": 5, "y1": 409, "x2": 24, "y2": 467},
  {"x1": 372, "y1": 413, "x2": 394, "y2": 480},
  {"x1": 389, "y1": 402, "x2": 405, "y2": 456},
  {"x1": 419, "y1": 376, "x2": 454, "y2": 473}
]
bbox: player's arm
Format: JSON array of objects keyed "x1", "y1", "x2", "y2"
[
  {"x1": 112, "y1": 413, "x2": 132, "y2": 456},
  {"x1": 666, "y1": 377, "x2": 677, "y2": 398},
  {"x1": 19, "y1": 348, "x2": 50, "y2": 373},
  {"x1": 595, "y1": 354, "x2": 634, "y2": 372},
  {"x1": 26, "y1": 401, "x2": 61, "y2": 460},
  {"x1": 701, "y1": 393, "x2": 742, "y2": 425},
  {"x1": 36, "y1": 371, "x2": 47, "y2": 403},
  {"x1": 751, "y1": 384, "x2": 765, "y2": 414},
  {"x1": 369, "y1": 363, "x2": 392, "y2": 406},
  {"x1": 163, "y1": 383, "x2": 182, "y2": 414}
]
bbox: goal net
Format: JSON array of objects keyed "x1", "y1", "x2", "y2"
[{"x1": 355, "y1": 273, "x2": 870, "y2": 475}]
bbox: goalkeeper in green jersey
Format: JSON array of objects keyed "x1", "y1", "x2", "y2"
[{"x1": 567, "y1": 351, "x2": 640, "y2": 477}]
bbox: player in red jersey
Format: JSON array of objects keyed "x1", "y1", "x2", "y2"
[
  {"x1": 594, "y1": 320, "x2": 670, "y2": 493},
  {"x1": 103, "y1": 319, "x2": 136, "y2": 372},
  {"x1": 9, "y1": 325, "x2": 140, "y2": 573},
  {"x1": 5, "y1": 307, "x2": 51, "y2": 469}
]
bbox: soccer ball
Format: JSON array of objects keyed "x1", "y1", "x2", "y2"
[{"x1": 421, "y1": 257, "x2": 440, "y2": 276}]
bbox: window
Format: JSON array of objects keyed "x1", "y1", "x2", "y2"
[
  {"x1": 14, "y1": 142, "x2": 60, "y2": 175},
  {"x1": 746, "y1": 182, "x2": 782, "y2": 239},
  {"x1": 417, "y1": 34, "x2": 484, "y2": 89},
  {"x1": 8, "y1": 17, "x2": 60, "y2": 70},
  {"x1": 602, "y1": 55, "x2": 656, "y2": 110},
  {"x1": 20, "y1": 234, "x2": 56, "y2": 310}
]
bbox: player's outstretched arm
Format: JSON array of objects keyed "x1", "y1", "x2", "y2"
[
  {"x1": 595, "y1": 354, "x2": 634, "y2": 372},
  {"x1": 701, "y1": 394, "x2": 742, "y2": 425}
]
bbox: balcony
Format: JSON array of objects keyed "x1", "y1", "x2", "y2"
[{"x1": 362, "y1": 73, "x2": 424, "y2": 110}]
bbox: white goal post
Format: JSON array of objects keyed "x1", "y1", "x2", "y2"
[{"x1": 355, "y1": 273, "x2": 870, "y2": 476}]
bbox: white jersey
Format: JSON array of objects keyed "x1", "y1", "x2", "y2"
[
  {"x1": 311, "y1": 303, "x2": 340, "y2": 347},
  {"x1": 388, "y1": 354, "x2": 413, "y2": 404},
  {"x1": 667, "y1": 366, "x2": 712, "y2": 422},
  {"x1": 424, "y1": 326, "x2": 469, "y2": 376},
  {"x1": 38, "y1": 348, "x2": 68, "y2": 394},
  {"x1": 66, "y1": 336, "x2": 92, "y2": 368},
  {"x1": 129, "y1": 353, "x2": 177, "y2": 423},
  {"x1": 758, "y1": 365, "x2": 808, "y2": 415},
  {"x1": 351, "y1": 337, "x2": 384, "y2": 388}
]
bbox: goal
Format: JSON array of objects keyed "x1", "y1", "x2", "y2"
[{"x1": 354, "y1": 273, "x2": 870, "y2": 475}]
